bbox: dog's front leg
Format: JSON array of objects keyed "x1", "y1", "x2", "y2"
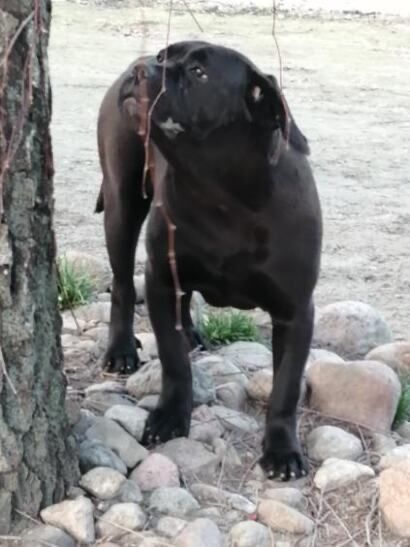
[
  {"x1": 142, "y1": 260, "x2": 193, "y2": 444},
  {"x1": 260, "y1": 301, "x2": 314, "y2": 480}
]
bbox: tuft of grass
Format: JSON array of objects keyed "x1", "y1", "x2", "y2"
[
  {"x1": 394, "y1": 375, "x2": 410, "y2": 426},
  {"x1": 57, "y1": 256, "x2": 95, "y2": 311},
  {"x1": 200, "y1": 310, "x2": 260, "y2": 346}
]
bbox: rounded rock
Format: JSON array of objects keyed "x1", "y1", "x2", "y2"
[
  {"x1": 104, "y1": 405, "x2": 148, "y2": 441},
  {"x1": 217, "y1": 341, "x2": 272, "y2": 372},
  {"x1": 246, "y1": 369, "x2": 273, "y2": 402},
  {"x1": 80, "y1": 466, "x2": 126, "y2": 500},
  {"x1": 379, "y1": 459, "x2": 410, "y2": 538},
  {"x1": 40, "y1": 497, "x2": 95, "y2": 544},
  {"x1": 313, "y1": 301, "x2": 392, "y2": 359},
  {"x1": 307, "y1": 426, "x2": 363, "y2": 462},
  {"x1": 174, "y1": 518, "x2": 222, "y2": 547},
  {"x1": 314, "y1": 458, "x2": 375, "y2": 492},
  {"x1": 306, "y1": 360, "x2": 401, "y2": 432},
  {"x1": 257, "y1": 499, "x2": 314, "y2": 535},
  {"x1": 228, "y1": 521, "x2": 271, "y2": 547},
  {"x1": 149, "y1": 487, "x2": 200, "y2": 516},
  {"x1": 96, "y1": 502, "x2": 146, "y2": 539},
  {"x1": 366, "y1": 342, "x2": 410, "y2": 374},
  {"x1": 379, "y1": 445, "x2": 410, "y2": 470},
  {"x1": 130, "y1": 453, "x2": 179, "y2": 492}
]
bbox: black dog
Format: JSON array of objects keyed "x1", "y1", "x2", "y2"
[{"x1": 96, "y1": 41, "x2": 322, "y2": 479}]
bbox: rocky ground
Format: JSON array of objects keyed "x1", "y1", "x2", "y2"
[{"x1": 6, "y1": 251, "x2": 409, "y2": 547}]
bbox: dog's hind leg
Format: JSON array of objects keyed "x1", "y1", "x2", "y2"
[
  {"x1": 101, "y1": 180, "x2": 150, "y2": 374},
  {"x1": 142, "y1": 262, "x2": 193, "y2": 443},
  {"x1": 260, "y1": 301, "x2": 314, "y2": 480}
]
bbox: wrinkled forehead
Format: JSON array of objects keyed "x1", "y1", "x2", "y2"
[{"x1": 162, "y1": 41, "x2": 251, "y2": 81}]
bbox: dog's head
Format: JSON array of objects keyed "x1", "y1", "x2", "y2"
[{"x1": 120, "y1": 41, "x2": 288, "y2": 146}]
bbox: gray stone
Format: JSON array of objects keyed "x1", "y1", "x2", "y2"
[
  {"x1": 83, "y1": 325, "x2": 109, "y2": 344},
  {"x1": 96, "y1": 502, "x2": 146, "y2": 539},
  {"x1": 79, "y1": 439, "x2": 127, "y2": 475},
  {"x1": 257, "y1": 499, "x2": 314, "y2": 535},
  {"x1": 212, "y1": 438, "x2": 242, "y2": 468},
  {"x1": 194, "y1": 354, "x2": 247, "y2": 386},
  {"x1": 117, "y1": 479, "x2": 143, "y2": 504},
  {"x1": 126, "y1": 359, "x2": 215, "y2": 405},
  {"x1": 138, "y1": 394, "x2": 160, "y2": 411},
  {"x1": 85, "y1": 417, "x2": 148, "y2": 468},
  {"x1": 261, "y1": 487, "x2": 305, "y2": 510},
  {"x1": 314, "y1": 458, "x2": 375, "y2": 492},
  {"x1": 85, "y1": 381, "x2": 126, "y2": 396},
  {"x1": 307, "y1": 426, "x2": 363, "y2": 462},
  {"x1": 212, "y1": 405, "x2": 259, "y2": 434},
  {"x1": 379, "y1": 445, "x2": 410, "y2": 470},
  {"x1": 370, "y1": 432, "x2": 397, "y2": 455},
  {"x1": 73, "y1": 409, "x2": 98, "y2": 441},
  {"x1": 192, "y1": 364, "x2": 216, "y2": 404},
  {"x1": 130, "y1": 453, "x2": 180, "y2": 492},
  {"x1": 156, "y1": 438, "x2": 220, "y2": 477},
  {"x1": 80, "y1": 467, "x2": 126, "y2": 500},
  {"x1": 75, "y1": 301, "x2": 111, "y2": 324},
  {"x1": 174, "y1": 518, "x2": 222, "y2": 547},
  {"x1": 136, "y1": 332, "x2": 158, "y2": 359},
  {"x1": 217, "y1": 341, "x2": 272, "y2": 372},
  {"x1": 313, "y1": 301, "x2": 393, "y2": 359},
  {"x1": 190, "y1": 484, "x2": 256, "y2": 514},
  {"x1": 84, "y1": 392, "x2": 134, "y2": 414},
  {"x1": 216, "y1": 381, "x2": 247, "y2": 410},
  {"x1": 149, "y1": 487, "x2": 200, "y2": 516},
  {"x1": 21, "y1": 525, "x2": 76, "y2": 547},
  {"x1": 61, "y1": 312, "x2": 86, "y2": 334},
  {"x1": 306, "y1": 360, "x2": 401, "y2": 432},
  {"x1": 40, "y1": 497, "x2": 95, "y2": 544},
  {"x1": 156, "y1": 516, "x2": 187, "y2": 539},
  {"x1": 227, "y1": 521, "x2": 271, "y2": 547},
  {"x1": 105, "y1": 405, "x2": 148, "y2": 441},
  {"x1": 190, "y1": 405, "x2": 224, "y2": 443}
]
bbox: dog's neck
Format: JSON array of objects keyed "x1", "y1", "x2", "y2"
[{"x1": 153, "y1": 124, "x2": 277, "y2": 211}]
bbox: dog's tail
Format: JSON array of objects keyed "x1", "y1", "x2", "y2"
[{"x1": 95, "y1": 185, "x2": 104, "y2": 213}]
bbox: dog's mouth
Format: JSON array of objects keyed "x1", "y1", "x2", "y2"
[{"x1": 124, "y1": 64, "x2": 185, "y2": 140}]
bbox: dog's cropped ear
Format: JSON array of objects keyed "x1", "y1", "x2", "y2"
[{"x1": 245, "y1": 69, "x2": 288, "y2": 135}]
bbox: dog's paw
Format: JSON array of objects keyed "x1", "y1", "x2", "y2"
[
  {"x1": 259, "y1": 448, "x2": 308, "y2": 481},
  {"x1": 101, "y1": 336, "x2": 141, "y2": 375},
  {"x1": 142, "y1": 401, "x2": 192, "y2": 445}
]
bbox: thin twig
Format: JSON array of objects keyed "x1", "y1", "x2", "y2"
[
  {"x1": 179, "y1": 0, "x2": 204, "y2": 32},
  {"x1": 138, "y1": 0, "x2": 186, "y2": 331}
]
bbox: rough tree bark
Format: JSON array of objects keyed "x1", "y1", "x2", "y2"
[{"x1": 0, "y1": 0, "x2": 79, "y2": 534}]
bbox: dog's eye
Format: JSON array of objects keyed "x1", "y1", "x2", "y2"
[
  {"x1": 157, "y1": 52, "x2": 164, "y2": 63},
  {"x1": 190, "y1": 66, "x2": 208, "y2": 82}
]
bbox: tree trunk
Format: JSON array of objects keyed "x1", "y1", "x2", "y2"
[{"x1": 0, "y1": 0, "x2": 79, "y2": 534}]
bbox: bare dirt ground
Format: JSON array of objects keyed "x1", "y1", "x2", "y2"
[{"x1": 50, "y1": 1, "x2": 410, "y2": 339}]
